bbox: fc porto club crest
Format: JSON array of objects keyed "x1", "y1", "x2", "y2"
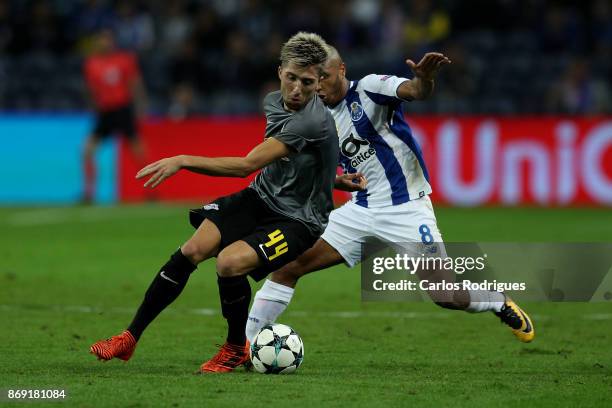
[{"x1": 350, "y1": 101, "x2": 364, "y2": 122}]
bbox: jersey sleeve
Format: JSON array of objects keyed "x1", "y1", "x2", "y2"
[
  {"x1": 360, "y1": 74, "x2": 410, "y2": 105},
  {"x1": 262, "y1": 92, "x2": 278, "y2": 116},
  {"x1": 273, "y1": 117, "x2": 312, "y2": 152}
]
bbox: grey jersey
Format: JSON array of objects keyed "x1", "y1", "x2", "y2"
[{"x1": 250, "y1": 91, "x2": 339, "y2": 235}]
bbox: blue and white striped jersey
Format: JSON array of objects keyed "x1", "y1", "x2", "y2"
[{"x1": 330, "y1": 74, "x2": 431, "y2": 208}]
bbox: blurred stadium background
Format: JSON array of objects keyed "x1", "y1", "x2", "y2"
[{"x1": 0, "y1": 0, "x2": 610, "y2": 206}]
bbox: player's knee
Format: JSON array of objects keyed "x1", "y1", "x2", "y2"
[
  {"x1": 216, "y1": 251, "x2": 247, "y2": 277},
  {"x1": 180, "y1": 240, "x2": 208, "y2": 265}
]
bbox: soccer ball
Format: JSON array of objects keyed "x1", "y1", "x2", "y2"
[{"x1": 250, "y1": 323, "x2": 304, "y2": 374}]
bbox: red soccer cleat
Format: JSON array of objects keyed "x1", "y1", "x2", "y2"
[
  {"x1": 90, "y1": 330, "x2": 137, "y2": 361},
  {"x1": 199, "y1": 341, "x2": 250, "y2": 373}
]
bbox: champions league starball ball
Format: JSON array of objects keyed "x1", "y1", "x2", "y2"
[{"x1": 250, "y1": 323, "x2": 304, "y2": 374}]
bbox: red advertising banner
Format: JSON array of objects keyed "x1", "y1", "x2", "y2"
[
  {"x1": 409, "y1": 117, "x2": 612, "y2": 206},
  {"x1": 119, "y1": 118, "x2": 263, "y2": 203},
  {"x1": 118, "y1": 117, "x2": 612, "y2": 206}
]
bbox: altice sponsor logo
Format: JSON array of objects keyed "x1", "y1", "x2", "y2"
[{"x1": 341, "y1": 134, "x2": 376, "y2": 168}]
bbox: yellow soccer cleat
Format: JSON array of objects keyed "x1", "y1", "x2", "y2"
[{"x1": 494, "y1": 296, "x2": 535, "y2": 343}]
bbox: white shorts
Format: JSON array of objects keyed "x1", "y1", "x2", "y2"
[{"x1": 320, "y1": 196, "x2": 444, "y2": 267}]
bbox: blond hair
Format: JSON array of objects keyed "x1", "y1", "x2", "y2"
[
  {"x1": 325, "y1": 45, "x2": 342, "y2": 62},
  {"x1": 280, "y1": 32, "x2": 329, "y2": 67}
]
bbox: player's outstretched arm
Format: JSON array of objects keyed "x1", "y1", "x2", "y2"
[
  {"x1": 398, "y1": 52, "x2": 451, "y2": 101},
  {"x1": 136, "y1": 137, "x2": 291, "y2": 188}
]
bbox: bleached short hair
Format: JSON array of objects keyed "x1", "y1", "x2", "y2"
[
  {"x1": 325, "y1": 45, "x2": 342, "y2": 62},
  {"x1": 280, "y1": 32, "x2": 329, "y2": 68}
]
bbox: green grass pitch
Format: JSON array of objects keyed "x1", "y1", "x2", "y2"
[{"x1": 1, "y1": 205, "x2": 611, "y2": 407}]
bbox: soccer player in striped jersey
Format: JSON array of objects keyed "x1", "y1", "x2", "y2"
[{"x1": 246, "y1": 47, "x2": 535, "y2": 343}]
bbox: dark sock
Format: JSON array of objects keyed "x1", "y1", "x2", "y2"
[
  {"x1": 217, "y1": 275, "x2": 251, "y2": 346},
  {"x1": 127, "y1": 249, "x2": 196, "y2": 340}
]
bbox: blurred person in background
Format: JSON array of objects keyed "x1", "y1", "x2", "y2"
[
  {"x1": 112, "y1": 1, "x2": 155, "y2": 52},
  {"x1": 402, "y1": 0, "x2": 450, "y2": 56},
  {"x1": 282, "y1": 0, "x2": 322, "y2": 38},
  {"x1": 168, "y1": 38, "x2": 203, "y2": 119},
  {"x1": 168, "y1": 82, "x2": 197, "y2": 121},
  {"x1": 191, "y1": 4, "x2": 227, "y2": 54},
  {"x1": 236, "y1": 0, "x2": 273, "y2": 45},
  {"x1": 377, "y1": 0, "x2": 405, "y2": 58},
  {"x1": 157, "y1": 0, "x2": 193, "y2": 55},
  {"x1": 435, "y1": 40, "x2": 476, "y2": 113},
  {"x1": 538, "y1": 4, "x2": 584, "y2": 54},
  {"x1": 0, "y1": 0, "x2": 609, "y2": 115},
  {"x1": 255, "y1": 32, "x2": 285, "y2": 98},
  {"x1": 82, "y1": 28, "x2": 147, "y2": 203},
  {"x1": 347, "y1": 0, "x2": 382, "y2": 49},
  {"x1": 547, "y1": 60, "x2": 611, "y2": 115},
  {"x1": 71, "y1": 0, "x2": 115, "y2": 52},
  {"x1": 217, "y1": 31, "x2": 258, "y2": 93}
]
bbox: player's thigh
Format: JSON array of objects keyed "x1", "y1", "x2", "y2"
[
  {"x1": 216, "y1": 240, "x2": 262, "y2": 277},
  {"x1": 374, "y1": 197, "x2": 443, "y2": 245},
  {"x1": 183, "y1": 188, "x2": 270, "y2": 267},
  {"x1": 375, "y1": 198, "x2": 455, "y2": 299},
  {"x1": 243, "y1": 220, "x2": 317, "y2": 282},
  {"x1": 181, "y1": 218, "x2": 222, "y2": 264},
  {"x1": 374, "y1": 197, "x2": 448, "y2": 275},
  {"x1": 320, "y1": 202, "x2": 372, "y2": 267},
  {"x1": 189, "y1": 188, "x2": 260, "y2": 247}
]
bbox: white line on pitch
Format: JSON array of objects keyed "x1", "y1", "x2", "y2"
[
  {"x1": 0, "y1": 304, "x2": 451, "y2": 319},
  {"x1": 582, "y1": 313, "x2": 612, "y2": 320},
  {"x1": 2, "y1": 303, "x2": 600, "y2": 321}
]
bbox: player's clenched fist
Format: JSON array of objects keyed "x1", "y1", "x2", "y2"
[{"x1": 335, "y1": 172, "x2": 368, "y2": 192}]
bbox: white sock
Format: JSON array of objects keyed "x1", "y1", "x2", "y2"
[
  {"x1": 246, "y1": 280, "x2": 294, "y2": 343},
  {"x1": 466, "y1": 290, "x2": 505, "y2": 313}
]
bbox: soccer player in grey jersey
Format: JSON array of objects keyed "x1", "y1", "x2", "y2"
[{"x1": 90, "y1": 33, "x2": 362, "y2": 372}]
